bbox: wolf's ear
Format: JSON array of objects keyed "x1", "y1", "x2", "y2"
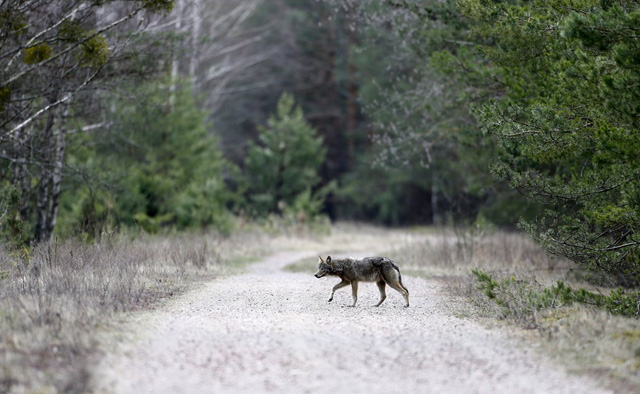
[
  {"x1": 326, "y1": 256, "x2": 332, "y2": 266},
  {"x1": 318, "y1": 255, "x2": 324, "y2": 263}
]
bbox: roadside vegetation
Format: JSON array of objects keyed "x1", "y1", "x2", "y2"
[
  {"x1": 384, "y1": 226, "x2": 640, "y2": 392},
  {"x1": 0, "y1": 227, "x2": 274, "y2": 392}
]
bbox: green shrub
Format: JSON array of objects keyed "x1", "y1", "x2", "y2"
[{"x1": 472, "y1": 268, "x2": 640, "y2": 320}]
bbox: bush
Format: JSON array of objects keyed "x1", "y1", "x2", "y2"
[{"x1": 472, "y1": 268, "x2": 640, "y2": 321}]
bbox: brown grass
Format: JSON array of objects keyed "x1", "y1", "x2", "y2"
[
  {"x1": 4, "y1": 224, "x2": 638, "y2": 392},
  {"x1": 0, "y1": 222, "x2": 417, "y2": 393},
  {"x1": 387, "y1": 226, "x2": 640, "y2": 391},
  {"x1": 390, "y1": 227, "x2": 571, "y2": 279},
  {"x1": 0, "y1": 229, "x2": 270, "y2": 393}
]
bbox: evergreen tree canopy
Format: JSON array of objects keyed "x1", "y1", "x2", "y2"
[
  {"x1": 244, "y1": 93, "x2": 326, "y2": 216},
  {"x1": 455, "y1": 0, "x2": 640, "y2": 285},
  {"x1": 61, "y1": 79, "x2": 231, "y2": 235}
]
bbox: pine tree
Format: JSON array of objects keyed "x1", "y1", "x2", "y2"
[
  {"x1": 456, "y1": 1, "x2": 640, "y2": 286},
  {"x1": 60, "y1": 79, "x2": 231, "y2": 235},
  {"x1": 244, "y1": 93, "x2": 326, "y2": 217}
]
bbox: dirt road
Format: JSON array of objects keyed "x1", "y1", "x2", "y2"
[{"x1": 94, "y1": 251, "x2": 610, "y2": 393}]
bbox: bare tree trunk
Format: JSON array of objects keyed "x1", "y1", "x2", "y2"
[
  {"x1": 34, "y1": 102, "x2": 68, "y2": 244},
  {"x1": 11, "y1": 129, "x2": 30, "y2": 213},
  {"x1": 431, "y1": 171, "x2": 441, "y2": 225},
  {"x1": 34, "y1": 106, "x2": 56, "y2": 243},
  {"x1": 345, "y1": 15, "x2": 359, "y2": 168},
  {"x1": 45, "y1": 102, "x2": 68, "y2": 242},
  {"x1": 189, "y1": 0, "x2": 202, "y2": 89},
  {"x1": 170, "y1": 0, "x2": 185, "y2": 107}
]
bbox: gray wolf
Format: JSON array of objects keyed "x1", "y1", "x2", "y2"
[{"x1": 314, "y1": 255, "x2": 409, "y2": 307}]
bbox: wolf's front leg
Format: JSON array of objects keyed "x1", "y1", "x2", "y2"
[
  {"x1": 329, "y1": 279, "x2": 350, "y2": 302},
  {"x1": 349, "y1": 281, "x2": 359, "y2": 307}
]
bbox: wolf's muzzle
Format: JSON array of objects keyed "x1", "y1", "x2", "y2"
[{"x1": 315, "y1": 273, "x2": 324, "y2": 278}]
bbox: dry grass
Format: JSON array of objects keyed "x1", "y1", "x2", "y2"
[
  {"x1": 387, "y1": 226, "x2": 640, "y2": 391},
  {"x1": 0, "y1": 229, "x2": 271, "y2": 393},
  {"x1": 0, "y1": 222, "x2": 419, "y2": 393},
  {"x1": 389, "y1": 227, "x2": 572, "y2": 281},
  {"x1": 3, "y1": 224, "x2": 638, "y2": 392}
]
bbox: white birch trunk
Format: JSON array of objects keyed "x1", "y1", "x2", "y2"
[
  {"x1": 34, "y1": 101, "x2": 68, "y2": 244},
  {"x1": 34, "y1": 107, "x2": 56, "y2": 243},
  {"x1": 189, "y1": 0, "x2": 202, "y2": 89},
  {"x1": 44, "y1": 102, "x2": 69, "y2": 243},
  {"x1": 170, "y1": 0, "x2": 185, "y2": 107}
]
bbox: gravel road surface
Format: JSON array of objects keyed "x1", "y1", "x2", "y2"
[{"x1": 94, "y1": 251, "x2": 610, "y2": 393}]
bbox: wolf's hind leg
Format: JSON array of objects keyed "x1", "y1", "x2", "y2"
[
  {"x1": 329, "y1": 279, "x2": 350, "y2": 302},
  {"x1": 375, "y1": 280, "x2": 387, "y2": 307},
  {"x1": 349, "y1": 281, "x2": 359, "y2": 307},
  {"x1": 388, "y1": 281, "x2": 410, "y2": 308}
]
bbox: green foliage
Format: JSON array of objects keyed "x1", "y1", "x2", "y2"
[
  {"x1": 79, "y1": 34, "x2": 109, "y2": 67},
  {"x1": 337, "y1": 155, "x2": 431, "y2": 225},
  {"x1": 23, "y1": 43, "x2": 52, "y2": 64},
  {"x1": 243, "y1": 93, "x2": 326, "y2": 218},
  {"x1": 57, "y1": 21, "x2": 110, "y2": 67},
  {"x1": 472, "y1": 269, "x2": 640, "y2": 319},
  {"x1": 0, "y1": 8, "x2": 26, "y2": 40},
  {"x1": 59, "y1": 78, "x2": 232, "y2": 236},
  {"x1": 142, "y1": 0, "x2": 175, "y2": 13},
  {"x1": 452, "y1": 1, "x2": 640, "y2": 285},
  {"x1": 352, "y1": 1, "x2": 531, "y2": 226},
  {"x1": 282, "y1": 182, "x2": 335, "y2": 224},
  {"x1": 0, "y1": 184, "x2": 28, "y2": 250}
]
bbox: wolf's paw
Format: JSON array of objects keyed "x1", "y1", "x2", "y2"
[{"x1": 327, "y1": 298, "x2": 333, "y2": 302}]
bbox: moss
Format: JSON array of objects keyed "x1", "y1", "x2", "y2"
[
  {"x1": 143, "y1": 0, "x2": 174, "y2": 12},
  {"x1": 23, "y1": 44, "x2": 52, "y2": 65},
  {"x1": 58, "y1": 20, "x2": 85, "y2": 43},
  {"x1": 79, "y1": 35, "x2": 109, "y2": 67}
]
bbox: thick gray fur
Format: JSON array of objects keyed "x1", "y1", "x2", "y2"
[{"x1": 314, "y1": 255, "x2": 410, "y2": 307}]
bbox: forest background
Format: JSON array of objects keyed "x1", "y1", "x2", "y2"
[{"x1": 1, "y1": 0, "x2": 639, "y2": 289}]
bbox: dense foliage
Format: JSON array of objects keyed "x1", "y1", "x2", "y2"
[
  {"x1": 444, "y1": 1, "x2": 640, "y2": 286},
  {"x1": 60, "y1": 80, "x2": 231, "y2": 237}
]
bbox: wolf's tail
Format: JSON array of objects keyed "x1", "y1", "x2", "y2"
[{"x1": 390, "y1": 261, "x2": 409, "y2": 295}]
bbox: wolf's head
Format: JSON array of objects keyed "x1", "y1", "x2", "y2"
[{"x1": 314, "y1": 256, "x2": 333, "y2": 278}]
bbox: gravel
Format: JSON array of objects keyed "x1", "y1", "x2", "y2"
[{"x1": 93, "y1": 251, "x2": 611, "y2": 393}]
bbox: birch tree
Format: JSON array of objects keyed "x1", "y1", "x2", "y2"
[
  {"x1": 154, "y1": 0, "x2": 267, "y2": 116},
  {"x1": 0, "y1": 0, "x2": 174, "y2": 243}
]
